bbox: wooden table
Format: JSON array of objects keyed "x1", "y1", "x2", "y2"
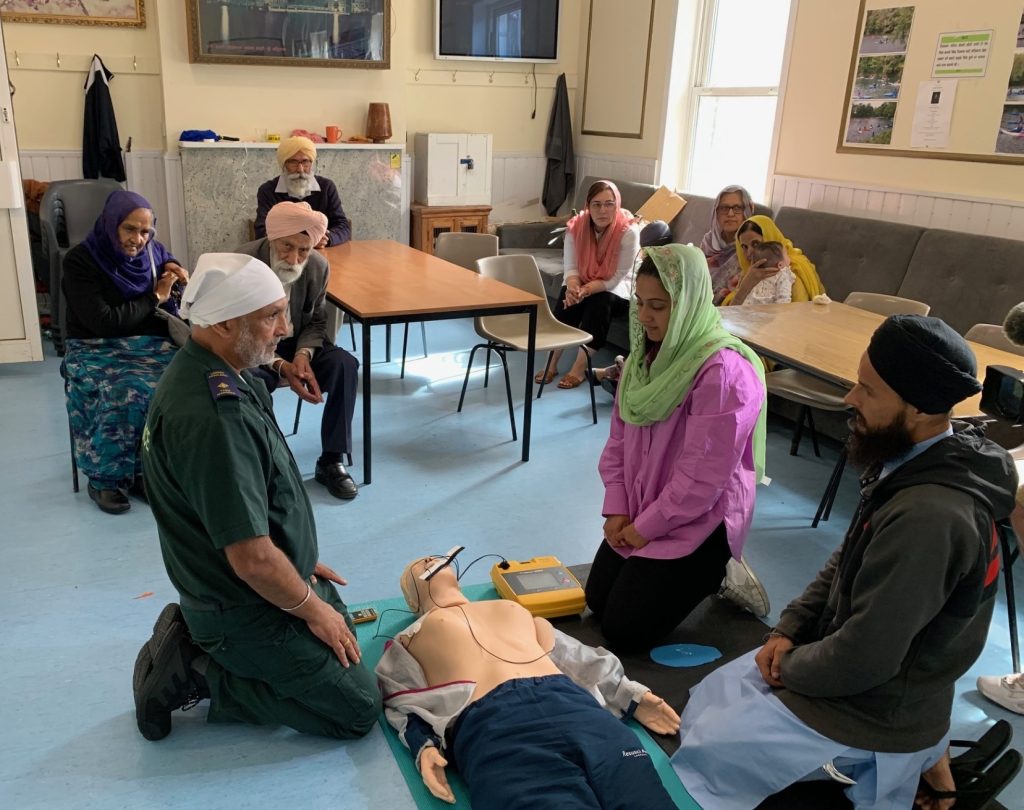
[
  {"x1": 323, "y1": 240, "x2": 542, "y2": 484},
  {"x1": 718, "y1": 301, "x2": 1024, "y2": 419}
]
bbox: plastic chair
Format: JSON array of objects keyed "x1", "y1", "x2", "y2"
[
  {"x1": 458, "y1": 254, "x2": 596, "y2": 438},
  {"x1": 59, "y1": 358, "x2": 79, "y2": 493},
  {"x1": 40, "y1": 179, "x2": 123, "y2": 355},
  {"x1": 398, "y1": 232, "x2": 501, "y2": 379},
  {"x1": 966, "y1": 323, "x2": 1023, "y2": 356},
  {"x1": 767, "y1": 291, "x2": 931, "y2": 526}
]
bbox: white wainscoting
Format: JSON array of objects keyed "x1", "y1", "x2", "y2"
[
  {"x1": 575, "y1": 152, "x2": 659, "y2": 186},
  {"x1": 19, "y1": 148, "x2": 179, "y2": 254},
  {"x1": 771, "y1": 174, "x2": 1024, "y2": 241},
  {"x1": 19, "y1": 150, "x2": 82, "y2": 182}
]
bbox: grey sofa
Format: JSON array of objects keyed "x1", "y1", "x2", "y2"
[{"x1": 773, "y1": 206, "x2": 1021, "y2": 334}]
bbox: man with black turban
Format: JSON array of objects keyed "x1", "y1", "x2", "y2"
[{"x1": 671, "y1": 315, "x2": 1018, "y2": 809}]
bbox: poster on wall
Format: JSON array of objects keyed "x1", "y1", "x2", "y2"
[
  {"x1": 995, "y1": 10, "x2": 1024, "y2": 154},
  {"x1": 843, "y1": 6, "x2": 915, "y2": 146},
  {"x1": 932, "y1": 30, "x2": 994, "y2": 78}
]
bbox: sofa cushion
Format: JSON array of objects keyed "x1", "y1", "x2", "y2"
[
  {"x1": 897, "y1": 229, "x2": 1022, "y2": 334},
  {"x1": 573, "y1": 176, "x2": 661, "y2": 218},
  {"x1": 774, "y1": 206, "x2": 924, "y2": 302},
  {"x1": 669, "y1": 196, "x2": 774, "y2": 248}
]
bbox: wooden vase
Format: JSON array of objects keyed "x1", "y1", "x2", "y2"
[{"x1": 366, "y1": 102, "x2": 392, "y2": 143}]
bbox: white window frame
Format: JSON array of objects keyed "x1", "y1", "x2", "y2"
[{"x1": 675, "y1": 0, "x2": 798, "y2": 200}]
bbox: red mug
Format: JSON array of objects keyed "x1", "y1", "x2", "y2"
[{"x1": 326, "y1": 126, "x2": 341, "y2": 143}]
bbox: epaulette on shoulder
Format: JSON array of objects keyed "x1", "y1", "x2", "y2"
[{"x1": 207, "y1": 369, "x2": 241, "y2": 402}]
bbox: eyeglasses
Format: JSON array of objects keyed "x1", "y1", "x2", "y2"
[
  {"x1": 285, "y1": 158, "x2": 313, "y2": 170},
  {"x1": 589, "y1": 201, "x2": 617, "y2": 210},
  {"x1": 716, "y1": 204, "x2": 746, "y2": 215}
]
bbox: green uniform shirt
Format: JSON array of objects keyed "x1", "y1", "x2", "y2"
[{"x1": 142, "y1": 338, "x2": 317, "y2": 608}]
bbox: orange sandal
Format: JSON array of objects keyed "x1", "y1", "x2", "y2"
[
  {"x1": 534, "y1": 368, "x2": 557, "y2": 385},
  {"x1": 557, "y1": 373, "x2": 584, "y2": 389}
]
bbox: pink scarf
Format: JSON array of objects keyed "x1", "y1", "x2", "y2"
[{"x1": 566, "y1": 181, "x2": 633, "y2": 284}]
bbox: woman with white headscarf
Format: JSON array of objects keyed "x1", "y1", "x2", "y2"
[{"x1": 700, "y1": 185, "x2": 755, "y2": 305}]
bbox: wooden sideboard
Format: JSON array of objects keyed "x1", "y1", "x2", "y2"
[{"x1": 410, "y1": 203, "x2": 492, "y2": 255}]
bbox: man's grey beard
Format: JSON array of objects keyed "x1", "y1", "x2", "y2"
[
  {"x1": 236, "y1": 319, "x2": 278, "y2": 368},
  {"x1": 270, "y1": 253, "x2": 307, "y2": 286},
  {"x1": 284, "y1": 172, "x2": 312, "y2": 199}
]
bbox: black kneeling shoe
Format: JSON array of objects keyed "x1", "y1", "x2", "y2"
[
  {"x1": 133, "y1": 603, "x2": 210, "y2": 741},
  {"x1": 88, "y1": 483, "x2": 130, "y2": 514},
  {"x1": 315, "y1": 460, "x2": 358, "y2": 500}
]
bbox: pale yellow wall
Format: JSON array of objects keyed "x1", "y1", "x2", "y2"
[
  {"x1": 575, "y1": 0, "x2": 679, "y2": 159},
  {"x1": 3, "y1": 19, "x2": 164, "y2": 150},
  {"x1": 4, "y1": 0, "x2": 583, "y2": 156},
  {"x1": 155, "y1": 0, "x2": 583, "y2": 155},
  {"x1": 774, "y1": 0, "x2": 1024, "y2": 200}
]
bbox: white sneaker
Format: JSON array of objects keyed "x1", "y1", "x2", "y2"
[
  {"x1": 977, "y1": 673, "x2": 1024, "y2": 715},
  {"x1": 719, "y1": 557, "x2": 770, "y2": 618}
]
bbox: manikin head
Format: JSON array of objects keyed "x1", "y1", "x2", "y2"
[{"x1": 400, "y1": 556, "x2": 467, "y2": 616}]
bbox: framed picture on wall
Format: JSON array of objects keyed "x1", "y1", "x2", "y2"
[
  {"x1": 0, "y1": 0, "x2": 145, "y2": 27},
  {"x1": 185, "y1": 0, "x2": 390, "y2": 70}
]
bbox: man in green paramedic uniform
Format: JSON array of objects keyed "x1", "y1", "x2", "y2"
[{"x1": 133, "y1": 252, "x2": 380, "y2": 741}]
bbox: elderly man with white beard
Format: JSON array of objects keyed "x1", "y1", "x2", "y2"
[
  {"x1": 240, "y1": 201, "x2": 359, "y2": 500},
  {"x1": 254, "y1": 136, "x2": 351, "y2": 248}
]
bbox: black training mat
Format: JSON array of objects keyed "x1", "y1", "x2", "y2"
[{"x1": 554, "y1": 564, "x2": 769, "y2": 756}]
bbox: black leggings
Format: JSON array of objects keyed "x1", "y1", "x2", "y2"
[
  {"x1": 584, "y1": 525, "x2": 731, "y2": 653},
  {"x1": 553, "y1": 287, "x2": 618, "y2": 352}
]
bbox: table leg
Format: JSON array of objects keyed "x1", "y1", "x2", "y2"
[
  {"x1": 362, "y1": 320, "x2": 373, "y2": 485},
  {"x1": 522, "y1": 305, "x2": 537, "y2": 463}
]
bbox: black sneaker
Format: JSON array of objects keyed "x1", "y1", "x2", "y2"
[{"x1": 133, "y1": 603, "x2": 208, "y2": 741}]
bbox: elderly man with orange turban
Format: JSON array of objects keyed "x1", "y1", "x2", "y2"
[
  {"x1": 254, "y1": 136, "x2": 351, "y2": 248},
  {"x1": 239, "y1": 201, "x2": 359, "y2": 500}
]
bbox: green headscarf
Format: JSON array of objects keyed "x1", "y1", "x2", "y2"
[{"x1": 618, "y1": 244, "x2": 767, "y2": 482}]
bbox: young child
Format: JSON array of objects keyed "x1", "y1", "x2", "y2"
[{"x1": 741, "y1": 241, "x2": 795, "y2": 305}]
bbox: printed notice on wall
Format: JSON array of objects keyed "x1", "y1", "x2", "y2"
[
  {"x1": 932, "y1": 30, "x2": 993, "y2": 77},
  {"x1": 910, "y1": 79, "x2": 956, "y2": 148}
]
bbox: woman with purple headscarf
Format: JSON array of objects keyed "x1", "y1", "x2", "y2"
[
  {"x1": 700, "y1": 186, "x2": 754, "y2": 305},
  {"x1": 62, "y1": 190, "x2": 189, "y2": 515}
]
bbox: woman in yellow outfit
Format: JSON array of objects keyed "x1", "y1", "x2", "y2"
[{"x1": 721, "y1": 215, "x2": 825, "y2": 306}]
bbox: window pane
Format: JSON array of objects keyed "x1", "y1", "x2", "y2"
[
  {"x1": 705, "y1": 0, "x2": 791, "y2": 87},
  {"x1": 687, "y1": 95, "x2": 777, "y2": 199}
]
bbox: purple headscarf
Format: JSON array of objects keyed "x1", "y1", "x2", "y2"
[
  {"x1": 699, "y1": 185, "x2": 755, "y2": 265},
  {"x1": 82, "y1": 190, "x2": 176, "y2": 304}
]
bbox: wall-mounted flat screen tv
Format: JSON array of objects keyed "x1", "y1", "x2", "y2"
[{"x1": 435, "y1": 0, "x2": 560, "y2": 63}]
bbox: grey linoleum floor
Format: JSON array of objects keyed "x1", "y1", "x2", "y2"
[{"x1": 1, "y1": 318, "x2": 1021, "y2": 809}]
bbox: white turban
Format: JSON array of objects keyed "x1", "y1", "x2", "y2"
[
  {"x1": 180, "y1": 253, "x2": 286, "y2": 327},
  {"x1": 266, "y1": 201, "x2": 328, "y2": 246}
]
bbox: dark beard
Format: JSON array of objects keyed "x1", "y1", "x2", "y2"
[{"x1": 846, "y1": 410, "x2": 916, "y2": 471}]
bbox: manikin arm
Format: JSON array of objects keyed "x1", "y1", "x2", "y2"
[{"x1": 537, "y1": 619, "x2": 679, "y2": 734}]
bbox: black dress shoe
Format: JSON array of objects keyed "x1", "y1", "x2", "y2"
[
  {"x1": 315, "y1": 460, "x2": 358, "y2": 500},
  {"x1": 88, "y1": 483, "x2": 130, "y2": 514}
]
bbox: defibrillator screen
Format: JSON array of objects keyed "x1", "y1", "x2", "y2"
[{"x1": 505, "y1": 569, "x2": 570, "y2": 595}]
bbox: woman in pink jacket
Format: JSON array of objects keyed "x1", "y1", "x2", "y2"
[{"x1": 584, "y1": 244, "x2": 768, "y2": 652}]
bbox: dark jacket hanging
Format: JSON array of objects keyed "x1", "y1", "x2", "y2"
[
  {"x1": 542, "y1": 73, "x2": 575, "y2": 216},
  {"x1": 83, "y1": 55, "x2": 126, "y2": 182}
]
